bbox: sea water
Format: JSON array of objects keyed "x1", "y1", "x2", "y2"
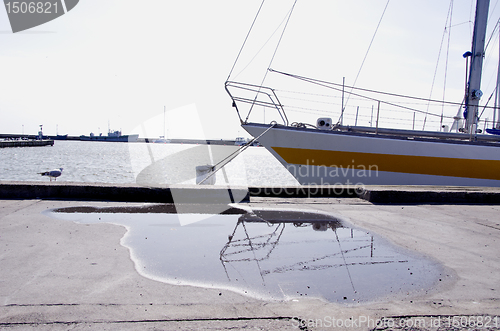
[{"x1": 0, "y1": 140, "x2": 299, "y2": 186}]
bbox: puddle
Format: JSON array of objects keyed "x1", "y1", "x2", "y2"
[{"x1": 46, "y1": 205, "x2": 443, "y2": 303}]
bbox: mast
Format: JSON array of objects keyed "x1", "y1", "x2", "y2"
[
  {"x1": 465, "y1": 0, "x2": 490, "y2": 133},
  {"x1": 495, "y1": 27, "x2": 500, "y2": 129}
]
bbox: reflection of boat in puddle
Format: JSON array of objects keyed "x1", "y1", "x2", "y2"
[
  {"x1": 219, "y1": 209, "x2": 441, "y2": 302},
  {"x1": 47, "y1": 206, "x2": 443, "y2": 303},
  {"x1": 220, "y1": 210, "x2": 345, "y2": 280}
]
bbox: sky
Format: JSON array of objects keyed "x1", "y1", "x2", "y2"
[{"x1": 1, "y1": 0, "x2": 500, "y2": 139}]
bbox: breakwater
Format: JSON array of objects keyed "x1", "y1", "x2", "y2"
[
  {"x1": 0, "y1": 139, "x2": 54, "y2": 148},
  {"x1": 0, "y1": 134, "x2": 237, "y2": 145}
]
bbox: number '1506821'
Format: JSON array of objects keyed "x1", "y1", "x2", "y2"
[{"x1": 5, "y1": 2, "x2": 58, "y2": 14}]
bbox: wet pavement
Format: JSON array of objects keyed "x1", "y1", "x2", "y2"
[{"x1": 0, "y1": 196, "x2": 499, "y2": 330}]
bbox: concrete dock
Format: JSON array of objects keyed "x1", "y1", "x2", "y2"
[
  {"x1": 2, "y1": 181, "x2": 500, "y2": 204},
  {"x1": 0, "y1": 183, "x2": 499, "y2": 330}
]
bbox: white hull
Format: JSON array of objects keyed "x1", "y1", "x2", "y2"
[{"x1": 243, "y1": 123, "x2": 500, "y2": 187}]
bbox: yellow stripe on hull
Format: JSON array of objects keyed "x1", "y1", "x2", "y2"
[{"x1": 272, "y1": 147, "x2": 500, "y2": 181}]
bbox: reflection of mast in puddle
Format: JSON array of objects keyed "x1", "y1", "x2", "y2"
[
  {"x1": 219, "y1": 210, "x2": 408, "y2": 297},
  {"x1": 219, "y1": 210, "x2": 345, "y2": 284},
  {"x1": 335, "y1": 228, "x2": 356, "y2": 293},
  {"x1": 263, "y1": 233, "x2": 373, "y2": 274},
  {"x1": 220, "y1": 215, "x2": 286, "y2": 284}
]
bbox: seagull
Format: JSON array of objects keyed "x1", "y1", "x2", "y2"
[{"x1": 39, "y1": 168, "x2": 63, "y2": 181}]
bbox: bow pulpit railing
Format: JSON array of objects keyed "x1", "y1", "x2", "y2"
[{"x1": 225, "y1": 81, "x2": 289, "y2": 126}]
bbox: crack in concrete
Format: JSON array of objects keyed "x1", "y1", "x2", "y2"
[
  {"x1": 0, "y1": 316, "x2": 295, "y2": 326},
  {"x1": 477, "y1": 222, "x2": 500, "y2": 231},
  {"x1": 0, "y1": 199, "x2": 42, "y2": 221}
]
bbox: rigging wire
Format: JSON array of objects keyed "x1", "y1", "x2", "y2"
[
  {"x1": 441, "y1": 1, "x2": 454, "y2": 130},
  {"x1": 423, "y1": 0, "x2": 454, "y2": 131},
  {"x1": 232, "y1": 8, "x2": 296, "y2": 80},
  {"x1": 478, "y1": 87, "x2": 496, "y2": 120},
  {"x1": 485, "y1": 18, "x2": 500, "y2": 51},
  {"x1": 482, "y1": 41, "x2": 500, "y2": 108},
  {"x1": 483, "y1": 16, "x2": 500, "y2": 89},
  {"x1": 226, "y1": 0, "x2": 266, "y2": 82},
  {"x1": 245, "y1": 0, "x2": 298, "y2": 123},
  {"x1": 270, "y1": 69, "x2": 474, "y2": 108},
  {"x1": 283, "y1": 104, "x2": 451, "y2": 127},
  {"x1": 289, "y1": 73, "x2": 451, "y2": 118},
  {"x1": 261, "y1": 0, "x2": 298, "y2": 85},
  {"x1": 230, "y1": 1, "x2": 499, "y2": 130},
  {"x1": 278, "y1": 93, "x2": 459, "y2": 117},
  {"x1": 276, "y1": 88, "x2": 466, "y2": 107},
  {"x1": 486, "y1": 0, "x2": 500, "y2": 51},
  {"x1": 269, "y1": 69, "x2": 491, "y2": 121},
  {"x1": 476, "y1": 0, "x2": 500, "y2": 124},
  {"x1": 198, "y1": 123, "x2": 277, "y2": 185},
  {"x1": 489, "y1": 0, "x2": 500, "y2": 23},
  {"x1": 284, "y1": 101, "x2": 457, "y2": 117},
  {"x1": 469, "y1": 0, "x2": 475, "y2": 38},
  {"x1": 341, "y1": 0, "x2": 390, "y2": 124},
  {"x1": 449, "y1": 20, "x2": 473, "y2": 28}
]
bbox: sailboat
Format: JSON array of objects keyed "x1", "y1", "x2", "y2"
[
  {"x1": 154, "y1": 106, "x2": 171, "y2": 143},
  {"x1": 226, "y1": 0, "x2": 500, "y2": 187}
]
